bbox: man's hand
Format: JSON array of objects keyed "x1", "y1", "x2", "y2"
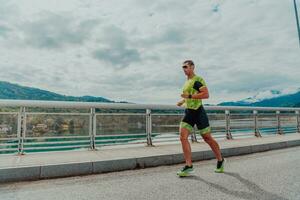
[
  {"x1": 177, "y1": 100, "x2": 185, "y2": 107},
  {"x1": 181, "y1": 93, "x2": 190, "y2": 99}
]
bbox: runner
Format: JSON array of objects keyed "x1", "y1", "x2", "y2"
[{"x1": 176, "y1": 60, "x2": 225, "y2": 177}]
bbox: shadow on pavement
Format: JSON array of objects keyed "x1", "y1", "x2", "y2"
[{"x1": 184, "y1": 172, "x2": 288, "y2": 200}]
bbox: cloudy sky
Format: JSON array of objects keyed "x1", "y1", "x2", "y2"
[{"x1": 0, "y1": 0, "x2": 299, "y2": 104}]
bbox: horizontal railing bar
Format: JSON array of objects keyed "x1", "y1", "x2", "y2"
[
  {"x1": 213, "y1": 132, "x2": 227, "y2": 135},
  {"x1": 96, "y1": 113, "x2": 146, "y2": 116},
  {"x1": 0, "y1": 146, "x2": 18, "y2": 149},
  {"x1": 257, "y1": 126, "x2": 278, "y2": 129},
  {"x1": 0, "y1": 138, "x2": 18, "y2": 141},
  {"x1": 0, "y1": 149, "x2": 18, "y2": 152},
  {"x1": 213, "y1": 134, "x2": 227, "y2": 137},
  {"x1": 0, "y1": 100, "x2": 299, "y2": 111},
  {"x1": 260, "y1": 131, "x2": 277, "y2": 133},
  {"x1": 232, "y1": 132, "x2": 253, "y2": 135},
  {"x1": 230, "y1": 126, "x2": 254, "y2": 127},
  {"x1": 230, "y1": 128, "x2": 255, "y2": 130},
  {"x1": 24, "y1": 136, "x2": 90, "y2": 140},
  {"x1": 152, "y1": 135, "x2": 178, "y2": 139},
  {"x1": 0, "y1": 112, "x2": 18, "y2": 115},
  {"x1": 95, "y1": 141, "x2": 146, "y2": 147},
  {"x1": 230, "y1": 114, "x2": 255, "y2": 116},
  {"x1": 26, "y1": 112, "x2": 90, "y2": 116},
  {"x1": 96, "y1": 133, "x2": 147, "y2": 137},
  {"x1": 230, "y1": 124, "x2": 255, "y2": 126},
  {"x1": 278, "y1": 114, "x2": 298, "y2": 116},
  {"x1": 152, "y1": 139, "x2": 180, "y2": 143},
  {"x1": 24, "y1": 145, "x2": 90, "y2": 150},
  {"x1": 211, "y1": 131, "x2": 227, "y2": 134},
  {"x1": 230, "y1": 118, "x2": 255, "y2": 120},
  {"x1": 152, "y1": 132, "x2": 179, "y2": 135},
  {"x1": 153, "y1": 138, "x2": 179, "y2": 141},
  {"x1": 0, "y1": 142, "x2": 18, "y2": 145},
  {"x1": 233, "y1": 135, "x2": 254, "y2": 138},
  {"x1": 259, "y1": 129, "x2": 277, "y2": 132},
  {"x1": 95, "y1": 137, "x2": 147, "y2": 142},
  {"x1": 283, "y1": 129, "x2": 297, "y2": 131},
  {"x1": 207, "y1": 116, "x2": 226, "y2": 118},
  {"x1": 152, "y1": 125, "x2": 180, "y2": 128},
  {"x1": 151, "y1": 114, "x2": 183, "y2": 116},
  {"x1": 282, "y1": 128, "x2": 297, "y2": 130},
  {"x1": 24, "y1": 140, "x2": 91, "y2": 145}
]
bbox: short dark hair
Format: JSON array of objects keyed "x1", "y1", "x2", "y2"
[{"x1": 183, "y1": 60, "x2": 194, "y2": 66}]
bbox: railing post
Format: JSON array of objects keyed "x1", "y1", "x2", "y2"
[
  {"x1": 17, "y1": 107, "x2": 26, "y2": 155},
  {"x1": 89, "y1": 108, "x2": 96, "y2": 150},
  {"x1": 191, "y1": 127, "x2": 198, "y2": 143},
  {"x1": 225, "y1": 110, "x2": 233, "y2": 139},
  {"x1": 296, "y1": 111, "x2": 300, "y2": 133},
  {"x1": 253, "y1": 110, "x2": 261, "y2": 137},
  {"x1": 17, "y1": 108, "x2": 22, "y2": 154},
  {"x1": 276, "y1": 111, "x2": 283, "y2": 135},
  {"x1": 146, "y1": 109, "x2": 153, "y2": 146}
]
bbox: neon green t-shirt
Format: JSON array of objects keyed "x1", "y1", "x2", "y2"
[{"x1": 182, "y1": 75, "x2": 207, "y2": 110}]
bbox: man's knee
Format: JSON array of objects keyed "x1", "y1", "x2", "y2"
[
  {"x1": 180, "y1": 133, "x2": 189, "y2": 142},
  {"x1": 180, "y1": 136, "x2": 189, "y2": 143},
  {"x1": 202, "y1": 134, "x2": 214, "y2": 143},
  {"x1": 180, "y1": 129, "x2": 189, "y2": 141}
]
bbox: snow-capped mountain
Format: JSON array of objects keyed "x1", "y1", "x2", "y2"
[
  {"x1": 219, "y1": 88, "x2": 300, "y2": 107},
  {"x1": 242, "y1": 90, "x2": 284, "y2": 103}
]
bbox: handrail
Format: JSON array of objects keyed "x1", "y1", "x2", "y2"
[{"x1": 0, "y1": 99, "x2": 299, "y2": 111}]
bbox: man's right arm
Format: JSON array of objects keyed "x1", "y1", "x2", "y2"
[{"x1": 177, "y1": 99, "x2": 185, "y2": 107}]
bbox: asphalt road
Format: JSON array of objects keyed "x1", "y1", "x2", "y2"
[{"x1": 1, "y1": 146, "x2": 300, "y2": 200}]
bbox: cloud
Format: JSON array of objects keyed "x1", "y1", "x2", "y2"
[
  {"x1": 92, "y1": 26, "x2": 141, "y2": 67},
  {"x1": 0, "y1": 25, "x2": 10, "y2": 38},
  {"x1": 0, "y1": 1, "x2": 16, "y2": 19},
  {"x1": 218, "y1": 71, "x2": 295, "y2": 93},
  {"x1": 91, "y1": 25, "x2": 187, "y2": 68},
  {"x1": 20, "y1": 12, "x2": 99, "y2": 49},
  {"x1": 0, "y1": 1, "x2": 17, "y2": 39},
  {"x1": 140, "y1": 27, "x2": 186, "y2": 47},
  {"x1": 93, "y1": 48, "x2": 141, "y2": 68}
]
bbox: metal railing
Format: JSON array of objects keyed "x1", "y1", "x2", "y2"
[{"x1": 0, "y1": 100, "x2": 299, "y2": 155}]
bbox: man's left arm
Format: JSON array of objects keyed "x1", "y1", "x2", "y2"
[
  {"x1": 190, "y1": 80, "x2": 209, "y2": 99},
  {"x1": 191, "y1": 86, "x2": 209, "y2": 99},
  {"x1": 181, "y1": 80, "x2": 209, "y2": 99}
]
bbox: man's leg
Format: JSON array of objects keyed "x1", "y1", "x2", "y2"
[
  {"x1": 180, "y1": 127, "x2": 192, "y2": 166},
  {"x1": 201, "y1": 132, "x2": 222, "y2": 161},
  {"x1": 177, "y1": 125, "x2": 194, "y2": 177}
]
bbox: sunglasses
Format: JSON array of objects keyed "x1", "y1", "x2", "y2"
[{"x1": 182, "y1": 65, "x2": 188, "y2": 69}]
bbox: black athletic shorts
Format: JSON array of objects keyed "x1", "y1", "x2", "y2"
[{"x1": 180, "y1": 105, "x2": 211, "y2": 135}]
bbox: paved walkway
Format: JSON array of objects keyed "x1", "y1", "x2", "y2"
[
  {"x1": 1, "y1": 146, "x2": 299, "y2": 200},
  {"x1": 0, "y1": 134, "x2": 299, "y2": 183}
]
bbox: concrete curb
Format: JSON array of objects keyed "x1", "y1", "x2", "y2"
[{"x1": 1, "y1": 139, "x2": 300, "y2": 183}]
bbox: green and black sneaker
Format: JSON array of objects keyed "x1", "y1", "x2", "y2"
[
  {"x1": 214, "y1": 158, "x2": 225, "y2": 173},
  {"x1": 177, "y1": 165, "x2": 194, "y2": 177}
]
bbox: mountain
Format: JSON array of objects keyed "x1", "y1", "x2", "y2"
[
  {"x1": 219, "y1": 89, "x2": 300, "y2": 107},
  {"x1": 241, "y1": 90, "x2": 283, "y2": 104},
  {"x1": 0, "y1": 81, "x2": 114, "y2": 102}
]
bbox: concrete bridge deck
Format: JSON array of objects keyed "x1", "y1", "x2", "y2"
[
  {"x1": 1, "y1": 145, "x2": 300, "y2": 200},
  {"x1": 0, "y1": 134, "x2": 299, "y2": 183}
]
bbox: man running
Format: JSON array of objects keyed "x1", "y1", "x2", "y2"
[{"x1": 176, "y1": 60, "x2": 225, "y2": 177}]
